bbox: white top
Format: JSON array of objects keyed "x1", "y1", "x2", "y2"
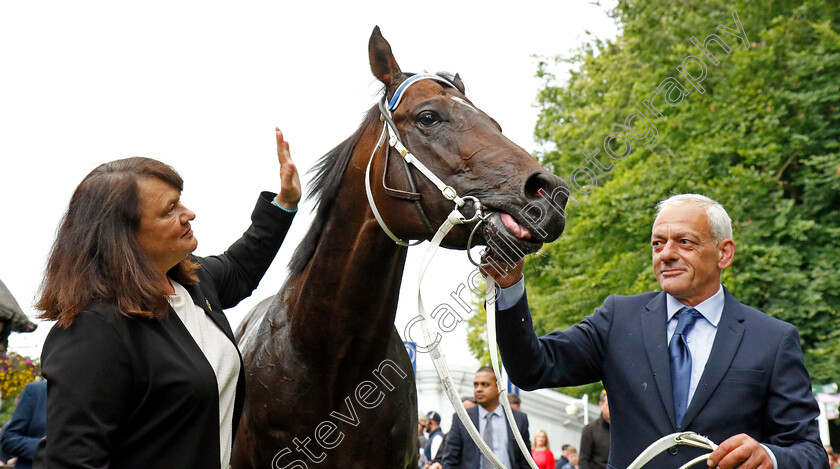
[
  {"x1": 168, "y1": 280, "x2": 240, "y2": 469},
  {"x1": 429, "y1": 431, "x2": 444, "y2": 460}
]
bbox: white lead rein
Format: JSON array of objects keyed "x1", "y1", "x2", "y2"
[
  {"x1": 416, "y1": 211, "x2": 521, "y2": 469},
  {"x1": 484, "y1": 276, "x2": 539, "y2": 468},
  {"x1": 627, "y1": 431, "x2": 717, "y2": 469}
]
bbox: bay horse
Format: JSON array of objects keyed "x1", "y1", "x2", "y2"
[{"x1": 231, "y1": 27, "x2": 569, "y2": 468}]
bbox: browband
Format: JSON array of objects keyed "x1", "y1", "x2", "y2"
[{"x1": 387, "y1": 73, "x2": 456, "y2": 111}]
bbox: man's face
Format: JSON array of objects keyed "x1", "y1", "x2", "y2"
[
  {"x1": 599, "y1": 394, "x2": 610, "y2": 423},
  {"x1": 474, "y1": 371, "x2": 500, "y2": 409},
  {"x1": 652, "y1": 203, "x2": 734, "y2": 306}
]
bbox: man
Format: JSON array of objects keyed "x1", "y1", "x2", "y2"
[
  {"x1": 485, "y1": 194, "x2": 827, "y2": 469},
  {"x1": 579, "y1": 393, "x2": 609, "y2": 469},
  {"x1": 442, "y1": 367, "x2": 530, "y2": 469},
  {"x1": 462, "y1": 396, "x2": 477, "y2": 410},
  {"x1": 561, "y1": 447, "x2": 578, "y2": 469},
  {"x1": 0, "y1": 380, "x2": 47, "y2": 469},
  {"x1": 554, "y1": 444, "x2": 571, "y2": 469},
  {"x1": 426, "y1": 411, "x2": 445, "y2": 463},
  {"x1": 419, "y1": 414, "x2": 430, "y2": 468},
  {"x1": 507, "y1": 394, "x2": 522, "y2": 412}
]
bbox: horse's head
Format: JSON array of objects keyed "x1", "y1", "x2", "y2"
[{"x1": 366, "y1": 26, "x2": 569, "y2": 262}]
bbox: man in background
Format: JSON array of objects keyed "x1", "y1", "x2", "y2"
[
  {"x1": 442, "y1": 367, "x2": 530, "y2": 468},
  {"x1": 426, "y1": 411, "x2": 445, "y2": 463},
  {"x1": 0, "y1": 380, "x2": 47, "y2": 469},
  {"x1": 555, "y1": 444, "x2": 571, "y2": 469},
  {"x1": 579, "y1": 392, "x2": 609, "y2": 469},
  {"x1": 508, "y1": 394, "x2": 522, "y2": 412}
]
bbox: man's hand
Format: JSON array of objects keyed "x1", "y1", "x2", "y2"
[
  {"x1": 707, "y1": 434, "x2": 773, "y2": 469},
  {"x1": 479, "y1": 252, "x2": 524, "y2": 288},
  {"x1": 275, "y1": 127, "x2": 302, "y2": 211}
]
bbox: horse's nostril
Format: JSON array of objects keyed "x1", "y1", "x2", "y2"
[{"x1": 524, "y1": 173, "x2": 551, "y2": 199}]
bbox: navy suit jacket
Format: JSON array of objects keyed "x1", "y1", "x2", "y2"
[
  {"x1": 1, "y1": 380, "x2": 47, "y2": 469},
  {"x1": 442, "y1": 405, "x2": 531, "y2": 469},
  {"x1": 496, "y1": 287, "x2": 827, "y2": 469}
]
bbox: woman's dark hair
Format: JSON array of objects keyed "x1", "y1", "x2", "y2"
[{"x1": 37, "y1": 157, "x2": 199, "y2": 327}]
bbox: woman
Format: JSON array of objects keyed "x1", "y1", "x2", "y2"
[
  {"x1": 37, "y1": 128, "x2": 301, "y2": 469},
  {"x1": 531, "y1": 429, "x2": 555, "y2": 469}
]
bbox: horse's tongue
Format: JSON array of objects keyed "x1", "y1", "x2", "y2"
[{"x1": 500, "y1": 212, "x2": 531, "y2": 239}]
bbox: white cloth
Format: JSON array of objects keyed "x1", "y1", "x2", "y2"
[{"x1": 168, "y1": 280, "x2": 240, "y2": 469}]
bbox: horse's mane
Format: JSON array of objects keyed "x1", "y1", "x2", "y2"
[
  {"x1": 288, "y1": 72, "x2": 462, "y2": 274},
  {"x1": 288, "y1": 104, "x2": 381, "y2": 274}
]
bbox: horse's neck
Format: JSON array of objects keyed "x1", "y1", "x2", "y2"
[{"x1": 286, "y1": 173, "x2": 408, "y2": 360}]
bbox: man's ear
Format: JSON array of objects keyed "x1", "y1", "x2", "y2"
[{"x1": 718, "y1": 238, "x2": 735, "y2": 269}]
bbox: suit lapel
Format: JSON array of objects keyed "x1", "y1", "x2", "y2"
[
  {"x1": 505, "y1": 413, "x2": 515, "y2": 462},
  {"x1": 641, "y1": 292, "x2": 678, "y2": 428},
  {"x1": 182, "y1": 282, "x2": 236, "y2": 343},
  {"x1": 469, "y1": 407, "x2": 481, "y2": 462},
  {"x1": 680, "y1": 288, "x2": 745, "y2": 428}
]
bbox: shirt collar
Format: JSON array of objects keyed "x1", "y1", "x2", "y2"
[
  {"x1": 477, "y1": 403, "x2": 503, "y2": 420},
  {"x1": 665, "y1": 284, "x2": 724, "y2": 327}
]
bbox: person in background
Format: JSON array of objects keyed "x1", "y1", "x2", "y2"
[
  {"x1": 0, "y1": 380, "x2": 46, "y2": 469},
  {"x1": 579, "y1": 392, "x2": 609, "y2": 469},
  {"x1": 462, "y1": 396, "x2": 477, "y2": 410},
  {"x1": 442, "y1": 366, "x2": 531, "y2": 469},
  {"x1": 425, "y1": 411, "x2": 445, "y2": 463},
  {"x1": 555, "y1": 444, "x2": 571, "y2": 469},
  {"x1": 419, "y1": 413, "x2": 430, "y2": 469},
  {"x1": 560, "y1": 447, "x2": 579, "y2": 469},
  {"x1": 824, "y1": 445, "x2": 840, "y2": 469},
  {"x1": 508, "y1": 394, "x2": 522, "y2": 412},
  {"x1": 36, "y1": 128, "x2": 301, "y2": 468},
  {"x1": 530, "y1": 429, "x2": 555, "y2": 469}
]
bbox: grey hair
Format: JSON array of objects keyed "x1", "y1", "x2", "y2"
[{"x1": 656, "y1": 194, "x2": 733, "y2": 243}]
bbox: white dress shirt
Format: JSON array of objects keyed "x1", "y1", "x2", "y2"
[{"x1": 478, "y1": 404, "x2": 512, "y2": 468}]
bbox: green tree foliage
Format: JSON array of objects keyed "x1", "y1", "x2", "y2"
[{"x1": 469, "y1": 0, "x2": 840, "y2": 388}]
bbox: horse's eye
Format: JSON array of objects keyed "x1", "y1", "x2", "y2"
[{"x1": 417, "y1": 111, "x2": 441, "y2": 127}]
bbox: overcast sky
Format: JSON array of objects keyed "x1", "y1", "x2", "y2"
[{"x1": 0, "y1": 1, "x2": 617, "y2": 368}]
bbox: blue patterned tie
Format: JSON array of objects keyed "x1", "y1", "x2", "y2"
[{"x1": 670, "y1": 307, "x2": 701, "y2": 427}]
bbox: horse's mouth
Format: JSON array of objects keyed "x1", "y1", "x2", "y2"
[{"x1": 480, "y1": 211, "x2": 544, "y2": 262}]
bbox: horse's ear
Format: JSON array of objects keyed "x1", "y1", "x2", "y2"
[
  {"x1": 369, "y1": 26, "x2": 402, "y2": 87},
  {"x1": 451, "y1": 73, "x2": 466, "y2": 94}
]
